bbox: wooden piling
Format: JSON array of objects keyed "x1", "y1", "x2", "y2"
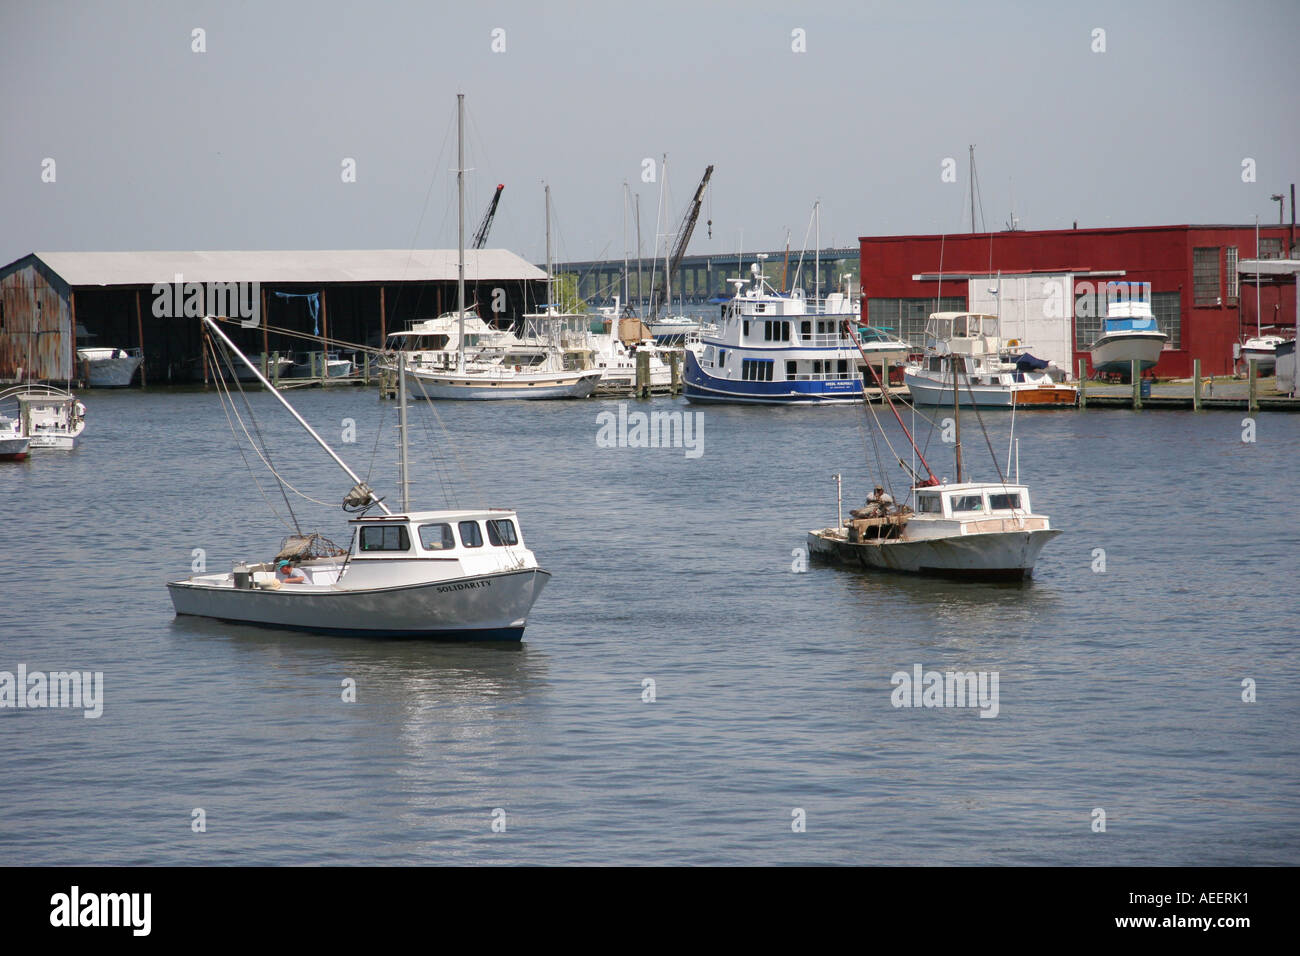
[
  {"x1": 1248, "y1": 358, "x2": 1258, "y2": 412},
  {"x1": 135, "y1": 289, "x2": 146, "y2": 388},
  {"x1": 1193, "y1": 358, "x2": 1201, "y2": 410},
  {"x1": 272, "y1": 350, "x2": 280, "y2": 387},
  {"x1": 1132, "y1": 359, "x2": 1141, "y2": 409},
  {"x1": 1077, "y1": 359, "x2": 1087, "y2": 409},
  {"x1": 636, "y1": 350, "x2": 650, "y2": 398},
  {"x1": 668, "y1": 352, "x2": 681, "y2": 394}
]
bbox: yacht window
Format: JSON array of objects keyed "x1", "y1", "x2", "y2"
[
  {"x1": 743, "y1": 320, "x2": 750, "y2": 337},
  {"x1": 458, "y1": 521, "x2": 484, "y2": 548},
  {"x1": 418, "y1": 523, "x2": 455, "y2": 550},
  {"x1": 786, "y1": 360, "x2": 797, "y2": 378},
  {"x1": 917, "y1": 494, "x2": 943, "y2": 514},
  {"x1": 360, "y1": 525, "x2": 411, "y2": 551},
  {"x1": 988, "y1": 493, "x2": 1022, "y2": 511},
  {"x1": 951, "y1": 495, "x2": 985, "y2": 512},
  {"x1": 801, "y1": 321, "x2": 812, "y2": 338},
  {"x1": 838, "y1": 359, "x2": 848, "y2": 375},
  {"x1": 487, "y1": 519, "x2": 519, "y2": 546}
]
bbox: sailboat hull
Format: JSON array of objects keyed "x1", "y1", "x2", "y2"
[
  {"x1": 168, "y1": 567, "x2": 551, "y2": 640},
  {"x1": 807, "y1": 527, "x2": 1061, "y2": 580}
]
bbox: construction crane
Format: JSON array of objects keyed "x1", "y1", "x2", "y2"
[
  {"x1": 649, "y1": 165, "x2": 714, "y2": 316},
  {"x1": 471, "y1": 183, "x2": 505, "y2": 249}
]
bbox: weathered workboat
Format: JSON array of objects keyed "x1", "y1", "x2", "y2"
[{"x1": 0, "y1": 385, "x2": 87, "y2": 449}]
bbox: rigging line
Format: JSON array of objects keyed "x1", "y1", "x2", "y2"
[
  {"x1": 789, "y1": 203, "x2": 817, "y2": 293},
  {"x1": 208, "y1": 337, "x2": 334, "y2": 513},
  {"x1": 406, "y1": 373, "x2": 476, "y2": 508},
  {"x1": 392, "y1": 106, "x2": 457, "y2": 323},
  {"x1": 413, "y1": 395, "x2": 457, "y2": 509},
  {"x1": 958, "y1": 361, "x2": 1008, "y2": 487},
  {"x1": 205, "y1": 336, "x2": 297, "y2": 533}
]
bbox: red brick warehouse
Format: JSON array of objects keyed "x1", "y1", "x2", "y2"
[{"x1": 858, "y1": 224, "x2": 1297, "y2": 378}]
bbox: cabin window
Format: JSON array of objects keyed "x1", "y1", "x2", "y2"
[
  {"x1": 951, "y1": 495, "x2": 985, "y2": 513},
  {"x1": 917, "y1": 494, "x2": 942, "y2": 514},
  {"x1": 719, "y1": 350, "x2": 727, "y2": 366},
  {"x1": 418, "y1": 523, "x2": 455, "y2": 550},
  {"x1": 762, "y1": 321, "x2": 789, "y2": 342},
  {"x1": 988, "y1": 493, "x2": 1022, "y2": 511},
  {"x1": 801, "y1": 321, "x2": 811, "y2": 338},
  {"x1": 743, "y1": 320, "x2": 750, "y2": 337},
  {"x1": 838, "y1": 360, "x2": 848, "y2": 375},
  {"x1": 458, "y1": 521, "x2": 484, "y2": 548},
  {"x1": 487, "y1": 519, "x2": 519, "y2": 546},
  {"x1": 742, "y1": 359, "x2": 774, "y2": 382},
  {"x1": 360, "y1": 525, "x2": 411, "y2": 552},
  {"x1": 786, "y1": 360, "x2": 797, "y2": 378}
]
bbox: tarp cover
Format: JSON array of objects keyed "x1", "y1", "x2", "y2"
[{"x1": 1014, "y1": 353, "x2": 1050, "y2": 371}]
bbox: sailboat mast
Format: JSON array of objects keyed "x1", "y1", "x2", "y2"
[
  {"x1": 398, "y1": 353, "x2": 411, "y2": 512},
  {"x1": 622, "y1": 183, "x2": 630, "y2": 306},
  {"x1": 457, "y1": 93, "x2": 466, "y2": 374},
  {"x1": 635, "y1": 193, "x2": 643, "y2": 313},
  {"x1": 1256, "y1": 215, "x2": 1261, "y2": 338},
  {"x1": 545, "y1": 184, "x2": 553, "y2": 312},
  {"x1": 201, "y1": 315, "x2": 392, "y2": 516},
  {"x1": 969, "y1": 145, "x2": 976, "y2": 234},
  {"x1": 952, "y1": 353, "x2": 964, "y2": 483}
]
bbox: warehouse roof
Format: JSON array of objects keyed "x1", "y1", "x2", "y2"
[{"x1": 18, "y1": 249, "x2": 546, "y2": 287}]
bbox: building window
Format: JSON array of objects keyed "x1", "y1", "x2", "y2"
[
  {"x1": 1259, "y1": 237, "x2": 1283, "y2": 260},
  {"x1": 1150, "y1": 292, "x2": 1181, "y2": 350},
  {"x1": 867, "y1": 297, "x2": 965, "y2": 348},
  {"x1": 1193, "y1": 247, "x2": 1220, "y2": 305},
  {"x1": 1226, "y1": 247, "x2": 1239, "y2": 302}
]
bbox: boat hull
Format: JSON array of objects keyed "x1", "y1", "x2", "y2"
[
  {"x1": 1239, "y1": 348, "x2": 1277, "y2": 373},
  {"x1": 168, "y1": 567, "x2": 551, "y2": 640},
  {"x1": 80, "y1": 353, "x2": 144, "y2": 387},
  {"x1": 0, "y1": 437, "x2": 29, "y2": 460},
  {"x1": 408, "y1": 370, "x2": 601, "y2": 400},
  {"x1": 683, "y1": 349, "x2": 863, "y2": 404},
  {"x1": 807, "y1": 526, "x2": 1061, "y2": 580},
  {"x1": 28, "y1": 434, "x2": 77, "y2": 450},
  {"x1": 904, "y1": 372, "x2": 1076, "y2": 408},
  {"x1": 1089, "y1": 332, "x2": 1165, "y2": 375}
]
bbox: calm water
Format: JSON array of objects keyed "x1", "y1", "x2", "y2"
[{"x1": 1, "y1": 385, "x2": 1297, "y2": 865}]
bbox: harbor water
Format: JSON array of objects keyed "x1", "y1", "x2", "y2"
[{"x1": 1, "y1": 387, "x2": 1297, "y2": 865}]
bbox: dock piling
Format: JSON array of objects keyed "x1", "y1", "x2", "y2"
[
  {"x1": 1248, "y1": 359, "x2": 1258, "y2": 412},
  {"x1": 1078, "y1": 359, "x2": 1087, "y2": 409},
  {"x1": 1132, "y1": 359, "x2": 1141, "y2": 409},
  {"x1": 1193, "y1": 359, "x2": 1202, "y2": 410},
  {"x1": 668, "y1": 352, "x2": 681, "y2": 395},
  {"x1": 636, "y1": 351, "x2": 650, "y2": 399}
]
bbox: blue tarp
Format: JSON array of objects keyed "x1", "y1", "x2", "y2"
[
  {"x1": 273, "y1": 291, "x2": 320, "y2": 336},
  {"x1": 1014, "y1": 353, "x2": 1050, "y2": 372}
]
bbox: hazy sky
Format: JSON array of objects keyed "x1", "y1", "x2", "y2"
[{"x1": 3, "y1": 0, "x2": 1297, "y2": 269}]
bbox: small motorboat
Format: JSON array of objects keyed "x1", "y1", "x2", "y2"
[
  {"x1": 76, "y1": 346, "x2": 144, "y2": 387},
  {"x1": 1088, "y1": 300, "x2": 1168, "y2": 376},
  {"x1": 0, "y1": 385, "x2": 86, "y2": 450},
  {"x1": 0, "y1": 415, "x2": 30, "y2": 461},
  {"x1": 1237, "y1": 334, "x2": 1287, "y2": 374}
]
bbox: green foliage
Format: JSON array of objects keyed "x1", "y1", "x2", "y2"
[{"x1": 552, "y1": 274, "x2": 587, "y2": 313}]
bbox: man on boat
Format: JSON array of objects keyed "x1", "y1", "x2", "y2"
[
  {"x1": 276, "y1": 560, "x2": 306, "y2": 585},
  {"x1": 851, "y1": 486, "x2": 894, "y2": 519}
]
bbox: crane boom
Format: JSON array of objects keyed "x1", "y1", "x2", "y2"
[
  {"x1": 471, "y1": 184, "x2": 505, "y2": 249},
  {"x1": 649, "y1": 165, "x2": 713, "y2": 315}
]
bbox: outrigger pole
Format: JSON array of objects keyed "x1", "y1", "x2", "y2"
[
  {"x1": 202, "y1": 315, "x2": 393, "y2": 516},
  {"x1": 842, "y1": 320, "x2": 940, "y2": 486}
]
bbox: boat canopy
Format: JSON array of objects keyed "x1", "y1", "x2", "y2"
[{"x1": 1013, "y1": 353, "x2": 1050, "y2": 372}]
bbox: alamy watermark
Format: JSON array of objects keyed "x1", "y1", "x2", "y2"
[
  {"x1": 890, "y1": 664, "x2": 999, "y2": 718},
  {"x1": 596, "y1": 403, "x2": 703, "y2": 459},
  {"x1": 0, "y1": 664, "x2": 103, "y2": 718},
  {"x1": 152, "y1": 273, "x2": 260, "y2": 328}
]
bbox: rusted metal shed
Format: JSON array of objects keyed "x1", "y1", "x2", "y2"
[{"x1": 0, "y1": 255, "x2": 74, "y2": 383}]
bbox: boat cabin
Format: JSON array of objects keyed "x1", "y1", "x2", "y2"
[
  {"x1": 923, "y1": 312, "x2": 1001, "y2": 357},
  {"x1": 347, "y1": 509, "x2": 527, "y2": 557},
  {"x1": 913, "y1": 483, "x2": 1032, "y2": 519}
]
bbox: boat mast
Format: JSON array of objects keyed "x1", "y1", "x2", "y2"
[
  {"x1": 201, "y1": 316, "x2": 391, "y2": 516},
  {"x1": 635, "y1": 193, "x2": 643, "y2": 314},
  {"x1": 622, "y1": 182, "x2": 630, "y2": 308},
  {"x1": 952, "y1": 353, "x2": 964, "y2": 483},
  {"x1": 457, "y1": 92, "x2": 466, "y2": 374},
  {"x1": 545, "y1": 183, "x2": 553, "y2": 313},
  {"x1": 1256, "y1": 215, "x2": 1261, "y2": 339},
  {"x1": 398, "y1": 353, "x2": 411, "y2": 512},
  {"x1": 814, "y1": 200, "x2": 820, "y2": 304},
  {"x1": 969, "y1": 145, "x2": 976, "y2": 234}
]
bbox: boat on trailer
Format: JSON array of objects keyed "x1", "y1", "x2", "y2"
[{"x1": 1088, "y1": 299, "x2": 1167, "y2": 376}]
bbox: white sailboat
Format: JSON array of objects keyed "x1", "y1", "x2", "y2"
[{"x1": 809, "y1": 343, "x2": 1061, "y2": 581}]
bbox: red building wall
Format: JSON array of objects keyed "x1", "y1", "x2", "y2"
[{"x1": 858, "y1": 225, "x2": 1296, "y2": 377}]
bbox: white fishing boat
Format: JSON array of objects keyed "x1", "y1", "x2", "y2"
[
  {"x1": 904, "y1": 313, "x2": 1076, "y2": 408},
  {"x1": 235, "y1": 353, "x2": 296, "y2": 382},
  {"x1": 286, "y1": 350, "x2": 355, "y2": 379},
  {"x1": 76, "y1": 346, "x2": 144, "y2": 387},
  {"x1": 0, "y1": 415, "x2": 29, "y2": 461},
  {"x1": 1088, "y1": 299, "x2": 1167, "y2": 376},
  {"x1": 167, "y1": 314, "x2": 550, "y2": 640},
  {"x1": 0, "y1": 385, "x2": 87, "y2": 449},
  {"x1": 808, "y1": 349, "x2": 1061, "y2": 581}
]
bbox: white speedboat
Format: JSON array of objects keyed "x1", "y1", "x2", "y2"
[
  {"x1": 168, "y1": 314, "x2": 551, "y2": 640},
  {"x1": 647, "y1": 314, "x2": 701, "y2": 344},
  {"x1": 1088, "y1": 300, "x2": 1167, "y2": 375},
  {"x1": 808, "y1": 350, "x2": 1061, "y2": 581},
  {"x1": 286, "y1": 350, "x2": 355, "y2": 378},
  {"x1": 76, "y1": 346, "x2": 144, "y2": 387},
  {"x1": 0, "y1": 385, "x2": 86, "y2": 449},
  {"x1": 684, "y1": 266, "x2": 908, "y2": 404},
  {"x1": 1238, "y1": 334, "x2": 1287, "y2": 374},
  {"x1": 0, "y1": 415, "x2": 29, "y2": 461},
  {"x1": 904, "y1": 313, "x2": 1076, "y2": 408},
  {"x1": 235, "y1": 354, "x2": 296, "y2": 382}
]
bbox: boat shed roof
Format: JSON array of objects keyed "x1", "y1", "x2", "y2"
[{"x1": 21, "y1": 249, "x2": 547, "y2": 287}]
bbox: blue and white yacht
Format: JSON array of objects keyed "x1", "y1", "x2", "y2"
[{"x1": 683, "y1": 266, "x2": 908, "y2": 404}]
